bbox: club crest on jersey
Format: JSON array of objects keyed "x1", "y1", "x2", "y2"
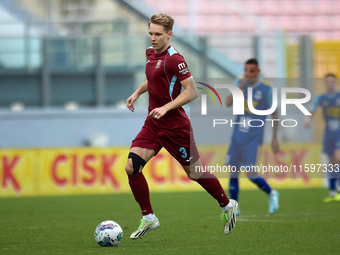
[
  {"x1": 254, "y1": 90, "x2": 262, "y2": 100},
  {"x1": 155, "y1": 60, "x2": 162, "y2": 69}
]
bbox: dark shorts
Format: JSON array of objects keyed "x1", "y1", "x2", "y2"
[
  {"x1": 131, "y1": 118, "x2": 200, "y2": 166},
  {"x1": 323, "y1": 131, "x2": 340, "y2": 157},
  {"x1": 225, "y1": 141, "x2": 260, "y2": 168}
]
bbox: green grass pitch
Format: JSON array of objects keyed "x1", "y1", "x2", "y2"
[{"x1": 0, "y1": 188, "x2": 339, "y2": 255}]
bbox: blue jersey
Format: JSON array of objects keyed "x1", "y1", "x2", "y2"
[
  {"x1": 231, "y1": 79, "x2": 273, "y2": 146},
  {"x1": 312, "y1": 92, "x2": 340, "y2": 134}
]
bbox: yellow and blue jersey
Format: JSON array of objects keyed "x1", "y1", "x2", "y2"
[
  {"x1": 312, "y1": 91, "x2": 340, "y2": 156},
  {"x1": 231, "y1": 79, "x2": 273, "y2": 146},
  {"x1": 312, "y1": 92, "x2": 340, "y2": 133}
]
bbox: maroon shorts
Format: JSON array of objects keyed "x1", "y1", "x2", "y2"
[{"x1": 131, "y1": 118, "x2": 200, "y2": 166}]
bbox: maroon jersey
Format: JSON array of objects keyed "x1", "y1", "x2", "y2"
[{"x1": 145, "y1": 45, "x2": 192, "y2": 129}]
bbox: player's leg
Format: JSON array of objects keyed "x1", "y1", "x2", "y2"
[
  {"x1": 225, "y1": 142, "x2": 241, "y2": 215},
  {"x1": 245, "y1": 145, "x2": 272, "y2": 194},
  {"x1": 325, "y1": 140, "x2": 340, "y2": 201},
  {"x1": 244, "y1": 145, "x2": 279, "y2": 214},
  {"x1": 335, "y1": 177, "x2": 340, "y2": 201},
  {"x1": 182, "y1": 159, "x2": 238, "y2": 235},
  {"x1": 323, "y1": 134, "x2": 337, "y2": 202},
  {"x1": 182, "y1": 159, "x2": 231, "y2": 209},
  {"x1": 324, "y1": 156, "x2": 339, "y2": 202},
  {"x1": 247, "y1": 171, "x2": 273, "y2": 195},
  {"x1": 229, "y1": 173, "x2": 241, "y2": 216},
  {"x1": 333, "y1": 138, "x2": 340, "y2": 201},
  {"x1": 126, "y1": 121, "x2": 162, "y2": 239},
  {"x1": 161, "y1": 123, "x2": 231, "y2": 209},
  {"x1": 229, "y1": 175, "x2": 240, "y2": 202},
  {"x1": 161, "y1": 124, "x2": 238, "y2": 235},
  {"x1": 126, "y1": 147, "x2": 155, "y2": 216},
  {"x1": 126, "y1": 146, "x2": 161, "y2": 239},
  {"x1": 247, "y1": 170, "x2": 279, "y2": 214}
]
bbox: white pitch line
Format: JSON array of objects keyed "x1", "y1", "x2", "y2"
[{"x1": 237, "y1": 219, "x2": 283, "y2": 222}]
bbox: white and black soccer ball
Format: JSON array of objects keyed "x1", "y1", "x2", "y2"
[{"x1": 94, "y1": 220, "x2": 123, "y2": 247}]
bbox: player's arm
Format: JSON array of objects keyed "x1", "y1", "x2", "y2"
[
  {"x1": 127, "y1": 80, "x2": 148, "y2": 112},
  {"x1": 226, "y1": 78, "x2": 247, "y2": 107},
  {"x1": 304, "y1": 111, "x2": 316, "y2": 128},
  {"x1": 148, "y1": 76, "x2": 197, "y2": 119},
  {"x1": 304, "y1": 96, "x2": 319, "y2": 128},
  {"x1": 271, "y1": 109, "x2": 280, "y2": 154},
  {"x1": 226, "y1": 93, "x2": 233, "y2": 107}
]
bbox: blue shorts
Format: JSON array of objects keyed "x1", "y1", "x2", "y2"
[
  {"x1": 323, "y1": 132, "x2": 340, "y2": 157},
  {"x1": 224, "y1": 141, "x2": 260, "y2": 169}
]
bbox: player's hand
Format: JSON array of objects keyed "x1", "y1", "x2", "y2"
[
  {"x1": 148, "y1": 106, "x2": 168, "y2": 120},
  {"x1": 238, "y1": 78, "x2": 248, "y2": 89},
  {"x1": 271, "y1": 138, "x2": 280, "y2": 154},
  {"x1": 126, "y1": 93, "x2": 139, "y2": 112},
  {"x1": 304, "y1": 116, "x2": 311, "y2": 128}
]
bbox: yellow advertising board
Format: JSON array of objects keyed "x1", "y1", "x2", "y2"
[
  {"x1": 0, "y1": 149, "x2": 37, "y2": 196},
  {"x1": 37, "y1": 148, "x2": 131, "y2": 196},
  {"x1": 198, "y1": 144, "x2": 323, "y2": 189},
  {"x1": 257, "y1": 144, "x2": 323, "y2": 188},
  {"x1": 314, "y1": 41, "x2": 340, "y2": 78},
  {"x1": 0, "y1": 144, "x2": 324, "y2": 197}
]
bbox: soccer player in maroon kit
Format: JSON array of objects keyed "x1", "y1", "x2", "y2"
[{"x1": 126, "y1": 14, "x2": 238, "y2": 239}]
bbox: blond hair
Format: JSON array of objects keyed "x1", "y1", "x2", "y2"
[{"x1": 148, "y1": 14, "x2": 174, "y2": 32}]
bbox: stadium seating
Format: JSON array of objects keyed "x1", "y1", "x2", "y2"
[{"x1": 143, "y1": 0, "x2": 340, "y2": 38}]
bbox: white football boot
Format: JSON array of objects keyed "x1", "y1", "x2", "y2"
[
  {"x1": 221, "y1": 199, "x2": 238, "y2": 235},
  {"x1": 268, "y1": 190, "x2": 279, "y2": 214},
  {"x1": 130, "y1": 216, "x2": 160, "y2": 240}
]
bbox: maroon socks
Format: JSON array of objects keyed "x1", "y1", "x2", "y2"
[
  {"x1": 195, "y1": 172, "x2": 230, "y2": 207},
  {"x1": 128, "y1": 172, "x2": 153, "y2": 215},
  {"x1": 128, "y1": 171, "x2": 229, "y2": 215}
]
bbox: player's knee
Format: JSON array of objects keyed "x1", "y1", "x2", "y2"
[
  {"x1": 247, "y1": 171, "x2": 257, "y2": 178},
  {"x1": 125, "y1": 160, "x2": 134, "y2": 175},
  {"x1": 185, "y1": 170, "x2": 195, "y2": 180},
  {"x1": 182, "y1": 165, "x2": 200, "y2": 180},
  {"x1": 125, "y1": 152, "x2": 146, "y2": 175}
]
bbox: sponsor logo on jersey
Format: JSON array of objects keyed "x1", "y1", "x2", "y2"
[
  {"x1": 178, "y1": 62, "x2": 189, "y2": 75},
  {"x1": 178, "y1": 62, "x2": 186, "y2": 70}
]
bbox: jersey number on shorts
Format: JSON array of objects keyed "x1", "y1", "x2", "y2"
[{"x1": 179, "y1": 147, "x2": 187, "y2": 158}]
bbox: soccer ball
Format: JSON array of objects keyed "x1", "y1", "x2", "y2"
[{"x1": 94, "y1": 220, "x2": 123, "y2": 247}]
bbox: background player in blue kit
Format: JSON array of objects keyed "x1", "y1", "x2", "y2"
[
  {"x1": 305, "y1": 73, "x2": 340, "y2": 202},
  {"x1": 225, "y1": 58, "x2": 280, "y2": 215}
]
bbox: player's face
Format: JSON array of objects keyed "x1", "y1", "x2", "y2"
[
  {"x1": 244, "y1": 64, "x2": 260, "y2": 84},
  {"x1": 149, "y1": 23, "x2": 172, "y2": 54},
  {"x1": 244, "y1": 64, "x2": 260, "y2": 78},
  {"x1": 325, "y1": 76, "x2": 336, "y2": 93}
]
